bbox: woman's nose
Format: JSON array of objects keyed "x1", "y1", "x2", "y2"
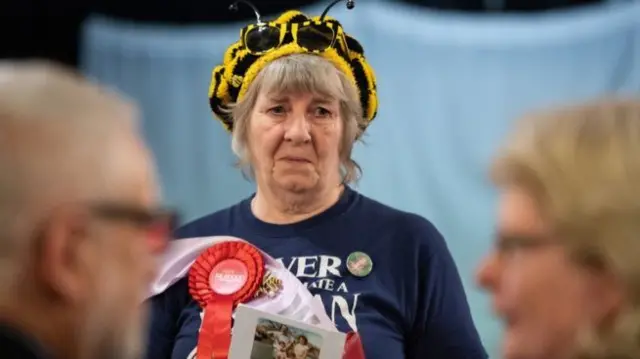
[
  {"x1": 284, "y1": 114, "x2": 311, "y2": 143},
  {"x1": 476, "y1": 252, "x2": 500, "y2": 292}
]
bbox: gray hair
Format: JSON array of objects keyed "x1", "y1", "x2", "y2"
[
  {"x1": 0, "y1": 61, "x2": 142, "y2": 284},
  {"x1": 228, "y1": 54, "x2": 365, "y2": 183}
]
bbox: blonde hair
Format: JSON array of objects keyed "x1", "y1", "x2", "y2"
[
  {"x1": 491, "y1": 98, "x2": 640, "y2": 359},
  {"x1": 229, "y1": 54, "x2": 365, "y2": 183}
]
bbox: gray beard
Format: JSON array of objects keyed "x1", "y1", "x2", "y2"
[{"x1": 77, "y1": 303, "x2": 145, "y2": 359}]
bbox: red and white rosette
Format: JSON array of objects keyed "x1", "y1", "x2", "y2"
[{"x1": 188, "y1": 241, "x2": 264, "y2": 359}]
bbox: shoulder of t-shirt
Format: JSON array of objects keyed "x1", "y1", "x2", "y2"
[
  {"x1": 351, "y1": 192, "x2": 454, "y2": 332},
  {"x1": 172, "y1": 199, "x2": 248, "y2": 239},
  {"x1": 354, "y1": 191, "x2": 449, "y2": 258}
]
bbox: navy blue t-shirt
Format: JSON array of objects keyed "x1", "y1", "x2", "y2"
[{"x1": 146, "y1": 187, "x2": 486, "y2": 359}]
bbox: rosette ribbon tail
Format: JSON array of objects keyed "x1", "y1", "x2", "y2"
[
  {"x1": 343, "y1": 331, "x2": 366, "y2": 359},
  {"x1": 189, "y1": 242, "x2": 265, "y2": 359},
  {"x1": 198, "y1": 298, "x2": 234, "y2": 359}
]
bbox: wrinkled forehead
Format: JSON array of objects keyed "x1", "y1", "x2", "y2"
[{"x1": 258, "y1": 90, "x2": 339, "y2": 107}]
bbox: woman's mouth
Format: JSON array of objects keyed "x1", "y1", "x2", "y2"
[{"x1": 282, "y1": 157, "x2": 310, "y2": 163}]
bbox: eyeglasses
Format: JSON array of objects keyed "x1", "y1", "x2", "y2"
[
  {"x1": 90, "y1": 202, "x2": 179, "y2": 253},
  {"x1": 495, "y1": 234, "x2": 557, "y2": 257},
  {"x1": 229, "y1": 0, "x2": 354, "y2": 56}
]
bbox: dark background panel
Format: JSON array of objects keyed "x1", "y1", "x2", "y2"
[{"x1": 0, "y1": 0, "x2": 605, "y2": 68}]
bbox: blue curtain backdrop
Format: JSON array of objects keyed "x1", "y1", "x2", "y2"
[{"x1": 80, "y1": 1, "x2": 640, "y2": 356}]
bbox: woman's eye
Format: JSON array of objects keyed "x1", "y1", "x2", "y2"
[
  {"x1": 314, "y1": 107, "x2": 332, "y2": 118},
  {"x1": 267, "y1": 106, "x2": 286, "y2": 115}
]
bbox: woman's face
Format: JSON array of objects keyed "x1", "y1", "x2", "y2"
[
  {"x1": 248, "y1": 90, "x2": 343, "y2": 194},
  {"x1": 476, "y1": 187, "x2": 619, "y2": 359}
]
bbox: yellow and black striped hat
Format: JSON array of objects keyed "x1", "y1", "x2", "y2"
[{"x1": 208, "y1": 0, "x2": 378, "y2": 133}]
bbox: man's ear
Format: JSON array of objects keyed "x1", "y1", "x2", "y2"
[{"x1": 36, "y1": 208, "x2": 93, "y2": 304}]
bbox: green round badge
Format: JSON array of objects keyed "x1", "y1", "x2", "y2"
[{"x1": 347, "y1": 251, "x2": 373, "y2": 277}]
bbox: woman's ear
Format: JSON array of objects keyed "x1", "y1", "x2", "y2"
[{"x1": 587, "y1": 270, "x2": 625, "y2": 326}]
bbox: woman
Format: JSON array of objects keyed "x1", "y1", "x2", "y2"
[
  {"x1": 270, "y1": 327, "x2": 291, "y2": 359},
  {"x1": 477, "y1": 98, "x2": 640, "y2": 359},
  {"x1": 145, "y1": 2, "x2": 486, "y2": 359},
  {"x1": 290, "y1": 335, "x2": 310, "y2": 359}
]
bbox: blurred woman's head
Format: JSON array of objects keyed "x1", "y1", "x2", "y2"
[
  {"x1": 230, "y1": 54, "x2": 364, "y2": 195},
  {"x1": 296, "y1": 335, "x2": 308, "y2": 345},
  {"x1": 477, "y1": 98, "x2": 640, "y2": 359}
]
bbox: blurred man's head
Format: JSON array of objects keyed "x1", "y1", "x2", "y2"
[{"x1": 0, "y1": 61, "x2": 172, "y2": 359}]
